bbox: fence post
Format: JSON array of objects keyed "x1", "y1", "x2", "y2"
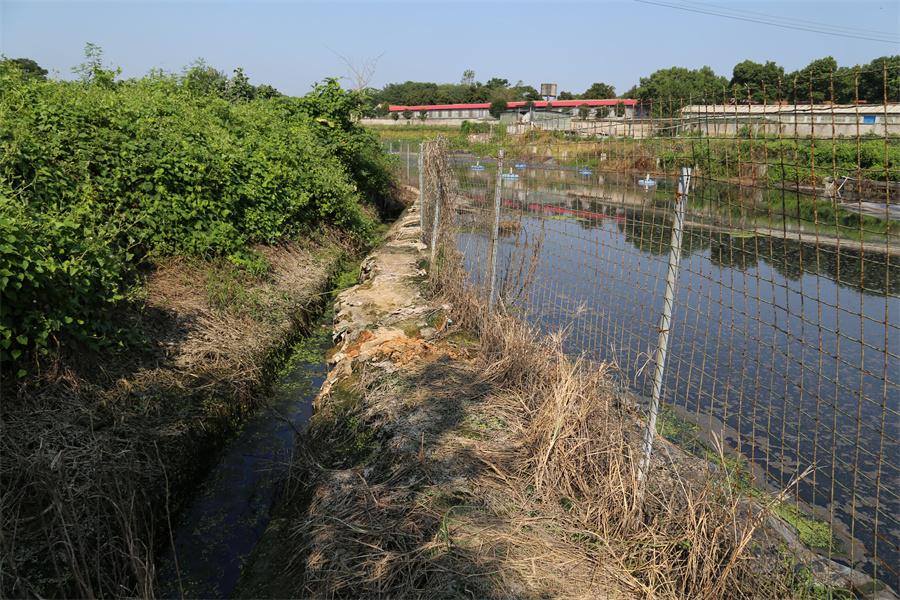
[
  {"x1": 487, "y1": 150, "x2": 504, "y2": 311},
  {"x1": 429, "y1": 165, "x2": 441, "y2": 265},
  {"x1": 406, "y1": 142, "x2": 410, "y2": 182},
  {"x1": 418, "y1": 144, "x2": 424, "y2": 233},
  {"x1": 637, "y1": 167, "x2": 692, "y2": 488}
]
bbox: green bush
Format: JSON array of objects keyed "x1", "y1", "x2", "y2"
[
  {"x1": 0, "y1": 194, "x2": 132, "y2": 369},
  {"x1": 0, "y1": 68, "x2": 392, "y2": 372}
]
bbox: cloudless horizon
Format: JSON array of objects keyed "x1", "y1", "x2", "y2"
[{"x1": 2, "y1": 0, "x2": 898, "y2": 97}]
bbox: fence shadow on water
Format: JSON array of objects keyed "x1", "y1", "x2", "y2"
[{"x1": 391, "y1": 65, "x2": 899, "y2": 592}]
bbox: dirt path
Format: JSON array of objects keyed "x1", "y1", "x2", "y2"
[{"x1": 237, "y1": 203, "x2": 635, "y2": 598}]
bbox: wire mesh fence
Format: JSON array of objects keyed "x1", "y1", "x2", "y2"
[{"x1": 385, "y1": 64, "x2": 899, "y2": 590}]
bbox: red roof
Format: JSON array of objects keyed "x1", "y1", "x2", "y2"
[{"x1": 388, "y1": 99, "x2": 637, "y2": 112}]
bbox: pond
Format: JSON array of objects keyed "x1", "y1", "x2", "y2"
[{"x1": 452, "y1": 162, "x2": 899, "y2": 588}]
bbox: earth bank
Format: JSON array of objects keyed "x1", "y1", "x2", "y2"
[{"x1": 237, "y1": 193, "x2": 895, "y2": 599}]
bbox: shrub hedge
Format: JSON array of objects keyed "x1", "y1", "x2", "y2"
[{"x1": 0, "y1": 67, "x2": 392, "y2": 371}]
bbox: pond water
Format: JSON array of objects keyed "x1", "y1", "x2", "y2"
[
  {"x1": 155, "y1": 317, "x2": 332, "y2": 599},
  {"x1": 452, "y1": 163, "x2": 899, "y2": 587}
]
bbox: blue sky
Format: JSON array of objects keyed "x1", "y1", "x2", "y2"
[{"x1": 2, "y1": 0, "x2": 897, "y2": 96}]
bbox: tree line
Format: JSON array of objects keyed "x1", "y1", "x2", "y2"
[{"x1": 365, "y1": 55, "x2": 898, "y2": 115}]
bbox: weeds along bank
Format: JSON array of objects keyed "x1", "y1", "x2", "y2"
[
  {"x1": 0, "y1": 61, "x2": 397, "y2": 597},
  {"x1": 238, "y1": 183, "x2": 857, "y2": 599}
]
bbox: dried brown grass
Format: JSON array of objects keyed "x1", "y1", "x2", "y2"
[
  {"x1": 429, "y1": 239, "x2": 795, "y2": 599},
  {"x1": 1, "y1": 239, "x2": 345, "y2": 598}
]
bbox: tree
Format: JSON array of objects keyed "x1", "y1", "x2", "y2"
[
  {"x1": 787, "y1": 56, "x2": 838, "y2": 103},
  {"x1": 0, "y1": 57, "x2": 47, "y2": 80},
  {"x1": 730, "y1": 60, "x2": 784, "y2": 102},
  {"x1": 595, "y1": 106, "x2": 610, "y2": 119},
  {"x1": 224, "y1": 67, "x2": 256, "y2": 102},
  {"x1": 558, "y1": 91, "x2": 575, "y2": 100},
  {"x1": 73, "y1": 43, "x2": 120, "y2": 88},
  {"x1": 255, "y1": 83, "x2": 281, "y2": 99},
  {"x1": 627, "y1": 66, "x2": 728, "y2": 115},
  {"x1": 418, "y1": 109, "x2": 428, "y2": 121},
  {"x1": 582, "y1": 82, "x2": 616, "y2": 99},
  {"x1": 182, "y1": 59, "x2": 227, "y2": 96},
  {"x1": 857, "y1": 55, "x2": 900, "y2": 103},
  {"x1": 461, "y1": 69, "x2": 475, "y2": 86},
  {"x1": 330, "y1": 48, "x2": 384, "y2": 91},
  {"x1": 402, "y1": 109, "x2": 413, "y2": 120},
  {"x1": 577, "y1": 104, "x2": 591, "y2": 119},
  {"x1": 489, "y1": 96, "x2": 508, "y2": 118},
  {"x1": 513, "y1": 84, "x2": 541, "y2": 101},
  {"x1": 485, "y1": 77, "x2": 509, "y2": 89},
  {"x1": 391, "y1": 111, "x2": 400, "y2": 121}
]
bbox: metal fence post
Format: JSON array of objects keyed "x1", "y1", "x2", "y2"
[
  {"x1": 487, "y1": 150, "x2": 504, "y2": 311},
  {"x1": 637, "y1": 167, "x2": 692, "y2": 488},
  {"x1": 406, "y1": 142, "x2": 410, "y2": 183},
  {"x1": 418, "y1": 144, "x2": 424, "y2": 233}
]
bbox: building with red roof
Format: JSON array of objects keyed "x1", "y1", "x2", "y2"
[{"x1": 388, "y1": 99, "x2": 638, "y2": 121}]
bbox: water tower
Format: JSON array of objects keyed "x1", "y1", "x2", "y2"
[{"x1": 540, "y1": 83, "x2": 558, "y2": 102}]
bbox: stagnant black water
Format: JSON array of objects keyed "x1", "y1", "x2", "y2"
[
  {"x1": 453, "y1": 165, "x2": 899, "y2": 588},
  {"x1": 156, "y1": 317, "x2": 332, "y2": 598}
]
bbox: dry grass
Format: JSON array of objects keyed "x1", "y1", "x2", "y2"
[
  {"x1": 0, "y1": 238, "x2": 346, "y2": 598},
  {"x1": 428, "y1": 238, "x2": 800, "y2": 599}
]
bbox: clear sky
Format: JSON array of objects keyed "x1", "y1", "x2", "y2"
[{"x1": 2, "y1": 0, "x2": 898, "y2": 96}]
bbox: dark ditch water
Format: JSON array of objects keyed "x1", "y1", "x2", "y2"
[
  {"x1": 453, "y1": 165, "x2": 899, "y2": 588},
  {"x1": 156, "y1": 317, "x2": 332, "y2": 599}
]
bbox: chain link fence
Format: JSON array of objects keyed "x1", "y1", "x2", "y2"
[{"x1": 386, "y1": 65, "x2": 899, "y2": 590}]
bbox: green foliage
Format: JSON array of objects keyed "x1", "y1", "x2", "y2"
[
  {"x1": 373, "y1": 77, "x2": 540, "y2": 107},
  {"x1": 0, "y1": 63, "x2": 391, "y2": 372},
  {"x1": 772, "y1": 502, "x2": 835, "y2": 551},
  {"x1": 0, "y1": 57, "x2": 48, "y2": 80},
  {"x1": 582, "y1": 82, "x2": 616, "y2": 99},
  {"x1": 205, "y1": 260, "x2": 265, "y2": 317},
  {"x1": 730, "y1": 59, "x2": 785, "y2": 102},
  {"x1": 857, "y1": 55, "x2": 900, "y2": 103},
  {"x1": 0, "y1": 193, "x2": 132, "y2": 368},
  {"x1": 489, "y1": 97, "x2": 508, "y2": 118},
  {"x1": 73, "y1": 42, "x2": 120, "y2": 88},
  {"x1": 787, "y1": 56, "x2": 839, "y2": 103},
  {"x1": 629, "y1": 66, "x2": 728, "y2": 115},
  {"x1": 460, "y1": 120, "x2": 491, "y2": 135}
]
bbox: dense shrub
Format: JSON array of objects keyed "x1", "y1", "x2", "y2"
[{"x1": 0, "y1": 68, "x2": 393, "y2": 370}]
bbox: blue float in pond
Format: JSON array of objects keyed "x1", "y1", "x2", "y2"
[
  {"x1": 514, "y1": 162, "x2": 527, "y2": 169},
  {"x1": 638, "y1": 173, "x2": 657, "y2": 187},
  {"x1": 578, "y1": 168, "x2": 593, "y2": 176},
  {"x1": 470, "y1": 161, "x2": 485, "y2": 171},
  {"x1": 501, "y1": 168, "x2": 519, "y2": 180}
]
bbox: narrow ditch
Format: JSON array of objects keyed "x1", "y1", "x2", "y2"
[{"x1": 155, "y1": 308, "x2": 335, "y2": 599}]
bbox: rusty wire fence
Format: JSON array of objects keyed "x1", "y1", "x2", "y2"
[{"x1": 390, "y1": 65, "x2": 899, "y2": 590}]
